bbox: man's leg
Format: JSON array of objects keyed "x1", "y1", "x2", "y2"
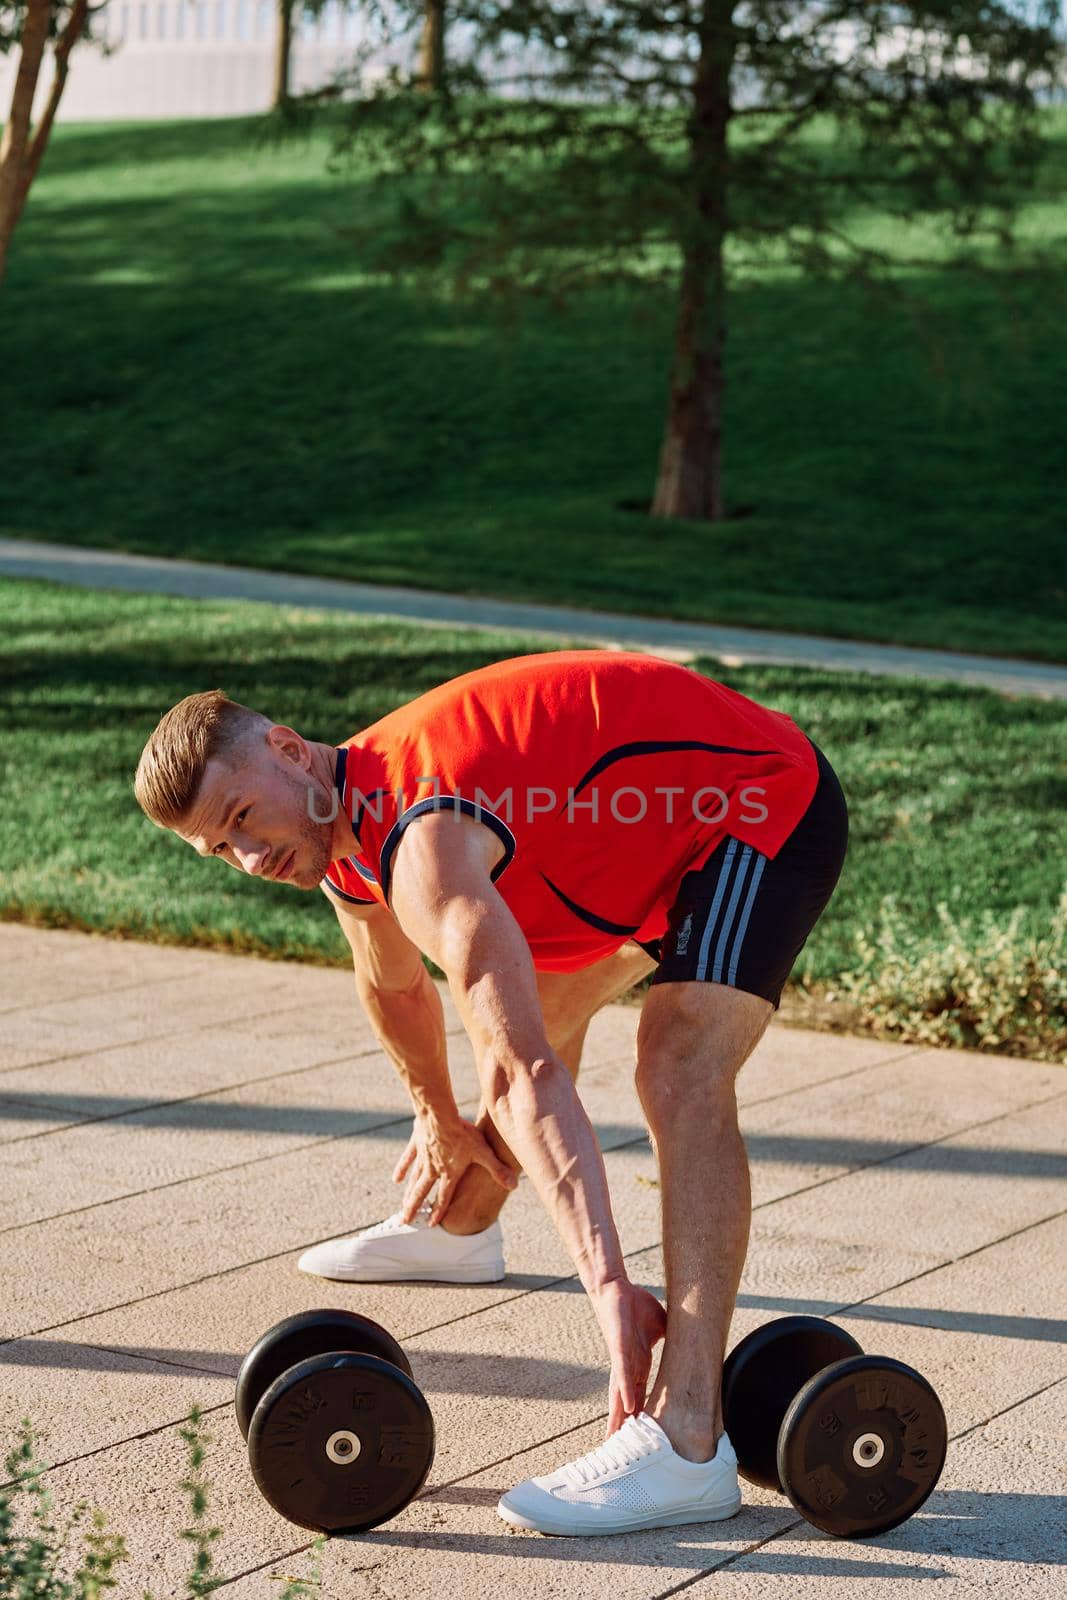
[
  {"x1": 298, "y1": 942, "x2": 656, "y2": 1282},
  {"x1": 635, "y1": 980, "x2": 772, "y2": 1463},
  {"x1": 441, "y1": 942, "x2": 656, "y2": 1235}
]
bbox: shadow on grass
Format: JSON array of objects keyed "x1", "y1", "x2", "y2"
[
  {"x1": 31, "y1": 113, "x2": 301, "y2": 178},
  {"x1": 2, "y1": 142, "x2": 1066, "y2": 651}
]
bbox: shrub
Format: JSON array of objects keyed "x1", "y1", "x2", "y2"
[
  {"x1": 834, "y1": 889, "x2": 1067, "y2": 1060},
  {"x1": 0, "y1": 1410, "x2": 324, "y2": 1599},
  {"x1": 0, "y1": 1420, "x2": 126, "y2": 1599}
]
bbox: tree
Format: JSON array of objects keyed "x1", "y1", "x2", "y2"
[
  {"x1": 0, "y1": 0, "x2": 91, "y2": 286},
  {"x1": 274, "y1": 0, "x2": 296, "y2": 108},
  {"x1": 416, "y1": 0, "x2": 447, "y2": 91},
  {"x1": 336, "y1": 2, "x2": 1063, "y2": 522}
]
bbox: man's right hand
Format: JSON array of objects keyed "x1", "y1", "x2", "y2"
[
  {"x1": 595, "y1": 1278, "x2": 668, "y2": 1437},
  {"x1": 393, "y1": 1111, "x2": 518, "y2": 1226}
]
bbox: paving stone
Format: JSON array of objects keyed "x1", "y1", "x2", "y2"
[
  {"x1": 102, "y1": 1323, "x2": 1067, "y2": 1600},
  {"x1": 739, "y1": 1051, "x2": 1066, "y2": 1205},
  {"x1": 0, "y1": 1095, "x2": 97, "y2": 1141},
  {"x1": 0, "y1": 993, "x2": 468, "y2": 1135},
  {"x1": 0, "y1": 924, "x2": 224, "y2": 996},
  {"x1": 0, "y1": 1036, "x2": 648, "y2": 1229},
  {"x1": 855, "y1": 1211, "x2": 1067, "y2": 1345},
  {"x1": 735, "y1": 1032, "x2": 922, "y2": 1105},
  {"x1": 747, "y1": 1093, "x2": 1067, "y2": 1275},
  {"x1": 0, "y1": 1339, "x2": 233, "y2": 1464},
  {"x1": 0, "y1": 925, "x2": 1058, "y2": 1598},
  {"x1": 684, "y1": 1414, "x2": 1067, "y2": 1600},
  {"x1": 0, "y1": 1033, "x2": 386, "y2": 1136},
  {"x1": 0, "y1": 1061, "x2": 437, "y2": 1225},
  {"x1": 0, "y1": 1128, "x2": 663, "y2": 1344},
  {"x1": 4, "y1": 1415, "x2": 299, "y2": 1600},
  {"x1": 11, "y1": 1187, "x2": 1060, "y2": 1492}
]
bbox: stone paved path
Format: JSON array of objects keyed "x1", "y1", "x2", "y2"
[
  {"x1": 1, "y1": 922, "x2": 1064, "y2": 1597},
  {"x1": 2, "y1": 536, "x2": 1064, "y2": 699}
]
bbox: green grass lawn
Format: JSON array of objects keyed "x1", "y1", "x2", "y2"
[
  {"x1": 3, "y1": 579, "x2": 1064, "y2": 1010},
  {"x1": 0, "y1": 112, "x2": 1064, "y2": 661}
]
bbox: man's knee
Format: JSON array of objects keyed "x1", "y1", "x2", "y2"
[{"x1": 635, "y1": 982, "x2": 770, "y2": 1117}]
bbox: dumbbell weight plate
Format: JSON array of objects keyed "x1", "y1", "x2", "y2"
[
  {"x1": 248, "y1": 1351, "x2": 435, "y2": 1534},
  {"x1": 778, "y1": 1353, "x2": 948, "y2": 1538},
  {"x1": 722, "y1": 1316, "x2": 864, "y2": 1490},
  {"x1": 235, "y1": 1309, "x2": 413, "y2": 1440}
]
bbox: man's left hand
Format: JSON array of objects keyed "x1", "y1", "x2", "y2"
[{"x1": 393, "y1": 1111, "x2": 518, "y2": 1226}]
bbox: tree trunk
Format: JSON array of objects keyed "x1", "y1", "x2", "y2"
[
  {"x1": 650, "y1": 2, "x2": 735, "y2": 522},
  {"x1": 416, "y1": 0, "x2": 446, "y2": 93},
  {"x1": 0, "y1": 0, "x2": 53, "y2": 286},
  {"x1": 11, "y1": 0, "x2": 89, "y2": 234},
  {"x1": 273, "y1": 0, "x2": 295, "y2": 110}
]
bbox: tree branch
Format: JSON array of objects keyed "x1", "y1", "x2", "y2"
[{"x1": 17, "y1": 0, "x2": 91, "y2": 221}]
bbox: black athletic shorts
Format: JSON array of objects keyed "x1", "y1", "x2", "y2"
[{"x1": 636, "y1": 740, "x2": 849, "y2": 1008}]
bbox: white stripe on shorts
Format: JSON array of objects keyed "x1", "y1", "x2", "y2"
[
  {"x1": 691, "y1": 840, "x2": 769, "y2": 987},
  {"x1": 694, "y1": 839, "x2": 743, "y2": 982}
]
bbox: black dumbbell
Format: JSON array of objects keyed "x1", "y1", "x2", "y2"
[
  {"x1": 722, "y1": 1315, "x2": 947, "y2": 1539},
  {"x1": 236, "y1": 1309, "x2": 435, "y2": 1534}
]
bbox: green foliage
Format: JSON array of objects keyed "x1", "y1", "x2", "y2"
[
  {"x1": 334, "y1": 2, "x2": 1065, "y2": 294},
  {"x1": 268, "y1": 1551, "x2": 325, "y2": 1599},
  {"x1": 0, "y1": 2, "x2": 100, "y2": 57},
  {"x1": 174, "y1": 1410, "x2": 223, "y2": 1598},
  {"x1": 1, "y1": 1419, "x2": 129, "y2": 1599},
  {"x1": 0, "y1": 1412, "x2": 325, "y2": 1600},
  {"x1": 2, "y1": 578, "x2": 1065, "y2": 1059},
  {"x1": 836, "y1": 889, "x2": 1067, "y2": 1058},
  {"x1": 4, "y1": 107, "x2": 1066, "y2": 655},
  {"x1": 331, "y1": 3, "x2": 1064, "y2": 519}
]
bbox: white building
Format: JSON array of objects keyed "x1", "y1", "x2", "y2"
[{"x1": 0, "y1": 1, "x2": 400, "y2": 121}]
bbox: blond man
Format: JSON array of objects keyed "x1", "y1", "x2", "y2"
[{"x1": 135, "y1": 649, "x2": 848, "y2": 1536}]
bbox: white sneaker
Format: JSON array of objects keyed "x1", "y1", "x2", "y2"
[
  {"x1": 297, "y1": 1205, "x2": 505, "y2": 1283},
  {"x1": 497, "y1": 1413, "x2": 742, "y2": 1536}
]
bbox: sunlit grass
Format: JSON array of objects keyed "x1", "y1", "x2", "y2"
[
  {"x1": 1, "y1": 108, "x2": 1064, "y2": 660},
  {"x1": 2, "y1": 579, "x2": 1064, "y2": 997}
]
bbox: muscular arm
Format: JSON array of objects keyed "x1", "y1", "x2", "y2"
[
  {"x1": 323, "y1": 888, "x2": 461, "y2": 1124},
  {"x1": 388, "y1": 812, "x2": 627, "y2": 1299}
]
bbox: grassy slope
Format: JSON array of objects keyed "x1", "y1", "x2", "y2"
[
  {"x1": 2, "y1": 579, "x2": 1064, "y2": 989},
  {"x1": 0, "y1": 112, "x2": 1064, "y2": 660}
]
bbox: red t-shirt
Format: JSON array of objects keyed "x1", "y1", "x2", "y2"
[{"x1": 324, "y1": 650, "x2": 818, "y2": 972}]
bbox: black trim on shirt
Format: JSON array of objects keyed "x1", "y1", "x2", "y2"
[
  {"x1": 570, "y1": 739, "x2": 777, "y2": 799},
  {"x1": 380, "y1": 797, "x2": 517, "y2": 905},
  {"x1": 323, "y1": 873, "x2": 376, "y2": 907},
  {"x1": 347, "y1": 854, "x2": 379, "y2": 886},
  {"x1": 539, "y1": 873, "x2": 640, "y2": 937}
]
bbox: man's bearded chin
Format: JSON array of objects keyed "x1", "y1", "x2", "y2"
[{"x1": 290, "y1": 774, "x2": 336, "y2": 888}]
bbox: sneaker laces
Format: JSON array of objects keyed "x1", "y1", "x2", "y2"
[
  {"x1": 358, "y1": 1203, "x2": 432, "y2": 1239},
  {"x1": 562, "y1": 1416, "x2": 662, "y2": 1487}
]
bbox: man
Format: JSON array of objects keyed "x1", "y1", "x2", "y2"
[{"x1": 134, "y1": 649, "x2": 848, "y2": 1536}]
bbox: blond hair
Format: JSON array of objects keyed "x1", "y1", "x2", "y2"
[{"x1": 134, "y1": 690, "x2": 269, "y2": 829}]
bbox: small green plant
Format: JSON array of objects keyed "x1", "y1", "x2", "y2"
[
  {"x1": 0, "y1": 1420, "x2": 127, "y2": 1598},
  {"x1": 836, "y1": 889, "x2": 1066, "y2": 1060},
  {"x1": 254, "y1": 1536, "x2": 324, "y2": 1600},
  {"x1": 171, "y1": 1408, "x2": 223, "y2": 1598},
  {"x1": 0, "y1": 1411, "x2": 325, "y2": 1600}
]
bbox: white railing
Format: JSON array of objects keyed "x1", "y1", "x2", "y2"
[
  {"x1": 0, "y1": 1, "x2": 401, "y2": 121},
  {"x1": 2, "y1": 8, "x2": 1059, "y2": 125}
]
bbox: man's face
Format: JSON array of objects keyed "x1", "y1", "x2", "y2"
[{"x1": 177, "y1": 731, "x2": 335, "y2": 890}]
